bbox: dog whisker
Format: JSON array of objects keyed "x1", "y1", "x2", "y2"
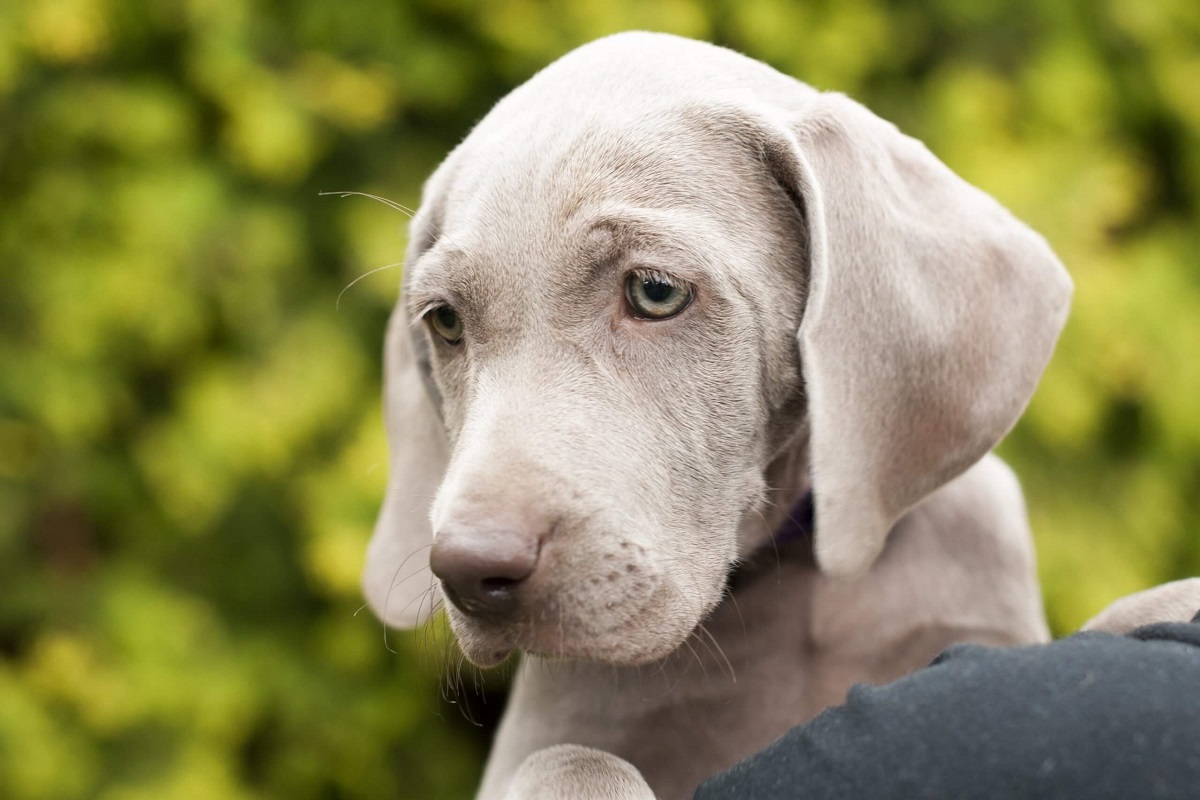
[
  {"x1": 663, "y1": 652, "x2": 686, "y2": 695},
  {"x1": 381, "y1": 543, "x2": 434, "y2": 621},
  {"x1": 698, "y1": 623, "x2": 737, "y2": 684},
  {"x1": 412, "y1": 585, "x2": 441, "y2": 661},
  {"x1": 319, "y1": 190, "x2": 419, "y2": 218},
  {"x1": 334, "y1": 260, "x2": 404, "y2": 310},
  {"x1": 320, "y1": 189, "x2": 463, "y2": 257},
  {"x1": 721, "y1": 592, "x2": 749, "y2": 660},
  {"x1": 679, "y1": 637, "x2": 705, "y2": 685}
]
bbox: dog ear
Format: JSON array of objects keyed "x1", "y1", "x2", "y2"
[
  {"x1": 361, "y1": 181, "x2": 452, "y2": 629},
  {"x1": 760, "y1": 93, "x2": 1072, "y2": 577}
]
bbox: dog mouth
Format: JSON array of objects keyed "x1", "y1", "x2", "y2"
[{"x1": 444, "y1": 571, "x2": 717, "y2": 668}]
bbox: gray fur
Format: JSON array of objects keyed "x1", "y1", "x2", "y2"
[
  {"x1": 1083, "y1": 578, "x2": 1200, "y2": 633},
  {"x1": 361, "y1": 32, "x2": 1071, "y2": 799}
]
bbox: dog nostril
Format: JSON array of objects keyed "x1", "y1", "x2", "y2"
[
  {"x1": 479, "y1": 576, "x2": 520, "y2": 603},
  {"x1": 474, "y1": 576, "x2": 521, "y2": 615},
  {"x1": 481, "y1": 576, "x2": 520, "y2": 592},
  {"x1": 440, "y1": 575, "x2": 523, "y2": 620}
]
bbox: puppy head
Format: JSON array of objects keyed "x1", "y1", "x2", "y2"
[{"x1": 362, "y1": 33, "x2": 1072, "y2": 667}]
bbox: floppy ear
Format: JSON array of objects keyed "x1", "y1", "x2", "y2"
[
  {"x1": 361, "y1": 187, "x2": 451, "y2": 628},
  {"x1": 762, "y1": 93, "x2": 1072, "y2": 577}
]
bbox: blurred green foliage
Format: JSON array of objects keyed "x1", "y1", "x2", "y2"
[{"x1": 0, "y1": 0, "x2": 1197, "y2": 797}]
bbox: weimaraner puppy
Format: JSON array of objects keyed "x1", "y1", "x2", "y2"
[{"x1": 362, "y1": 32, "x2": 1073, "y2": 799}]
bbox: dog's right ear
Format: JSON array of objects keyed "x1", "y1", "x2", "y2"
[
  {"x1": 752, "y1": 93, "x2": 1071, "y2": 578},
  {"x1": 361, "y1": 175, "x2": 453, "y2": 629}
]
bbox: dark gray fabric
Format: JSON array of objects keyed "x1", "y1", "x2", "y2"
[{"x1": 694, "y1": 619, "x2": 1200, "y2": 799}]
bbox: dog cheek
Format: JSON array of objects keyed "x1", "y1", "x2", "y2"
[
  {"x1": 558, "y1": 538, "x2": 660, "y2": 623},
  {"x1": 612, "y1": 537, "x2": 731, "y2": 661},
  {"x1": 606, "y1": 579, "x2": 722, "y2": 665}
]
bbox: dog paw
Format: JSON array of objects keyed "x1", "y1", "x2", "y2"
[
  {"x1": 1081, "y1": 578, "x2": 1200, "y2": 634},
  {"x1": 502, "y1": 744, "x2": 656, "y2": 800}
]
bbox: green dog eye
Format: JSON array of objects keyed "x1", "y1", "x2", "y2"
[
  {"x1": 626, "y1": 273, "x2": 692, "y2": 319},
  {"x1": 428, "y1": 305, "x2": 464, "y2": 344}
]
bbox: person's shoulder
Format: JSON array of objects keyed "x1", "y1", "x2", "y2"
[{"x1": 1126, "y1": 616, "x2": 1200, "y2": 647}]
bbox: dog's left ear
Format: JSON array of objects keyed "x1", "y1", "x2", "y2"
[
  {"x1": 361, "y1": 168, "x2": 454, "y2": 628},
  {"x1": 361, "y1": 306, "x2": 447, "y2": 628},
  {"x1": 757, "y1": 93, "x2": 1072, "y2": 577}
]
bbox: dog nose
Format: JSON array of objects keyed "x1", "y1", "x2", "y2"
[{"x1": 430, "y1": 524, "x2": 541, "y2": 621}]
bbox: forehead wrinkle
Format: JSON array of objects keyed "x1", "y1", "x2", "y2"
[
  {"x1": 408, "y1": 166, "x2": 740, "y2": 323},
  {"x1": 581, "y1": 211, "x2": 721, "y2": 286},
  {"x1": 404, "y1": 248, "x2": 491, "y2": 319},
  {"x1": 404, "y1": 256, "x2": 453, "y2": 315},
  {"x1": 405, "y1": 238, "x2": 464, "y2": 290}
]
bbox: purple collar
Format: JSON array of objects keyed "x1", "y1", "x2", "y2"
[
  {"x1": 772, "y1": 490, "x2": 814, "y2": 548},
  {"x1": 725, "y1": 491, "x2": 814, "y2": 590}
]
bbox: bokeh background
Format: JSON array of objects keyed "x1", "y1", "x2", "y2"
[{"x1": 1, "y1": 0, "x2": 1198, "y2": 797}]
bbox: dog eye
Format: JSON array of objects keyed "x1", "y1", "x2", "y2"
[
  {"x1": 427, "y1": 305, "x2": 464, "y2": 344},
  {"x1": 625, "y1": 272, "x2": 692, "y2": 319}
]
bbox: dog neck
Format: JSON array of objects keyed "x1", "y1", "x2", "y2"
[{"x1": 481, "y1": 504, "x2": 828, "y2": 800}]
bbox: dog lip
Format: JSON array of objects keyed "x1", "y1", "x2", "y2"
[
  {"x1": 499, "y1": 576, "x2": 703, "y2": 665},
  {"x1": 464, "y1": 645, "x2": 513, "y2": 669},
  {"x1": 482, "y1": 648, "x2": 513, "y2": 667}
]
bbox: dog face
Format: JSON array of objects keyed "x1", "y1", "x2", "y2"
[
  {"x1": 404, "y1": 118, "x2": 808, "y2": 665},
  {"x1": 362, "y1": 32, "x2": 1072, "y2": 667}
]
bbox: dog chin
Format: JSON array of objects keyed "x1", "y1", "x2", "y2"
[
  {"x1": 456, "y1": 629, "x2": 691, "y2": 668},
  {"x1": 448, "y1": 622, "x2": 515, "y2": 668},
  {"x1": 449, "y1": 600, "x2": 714, "y2": 668}
]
